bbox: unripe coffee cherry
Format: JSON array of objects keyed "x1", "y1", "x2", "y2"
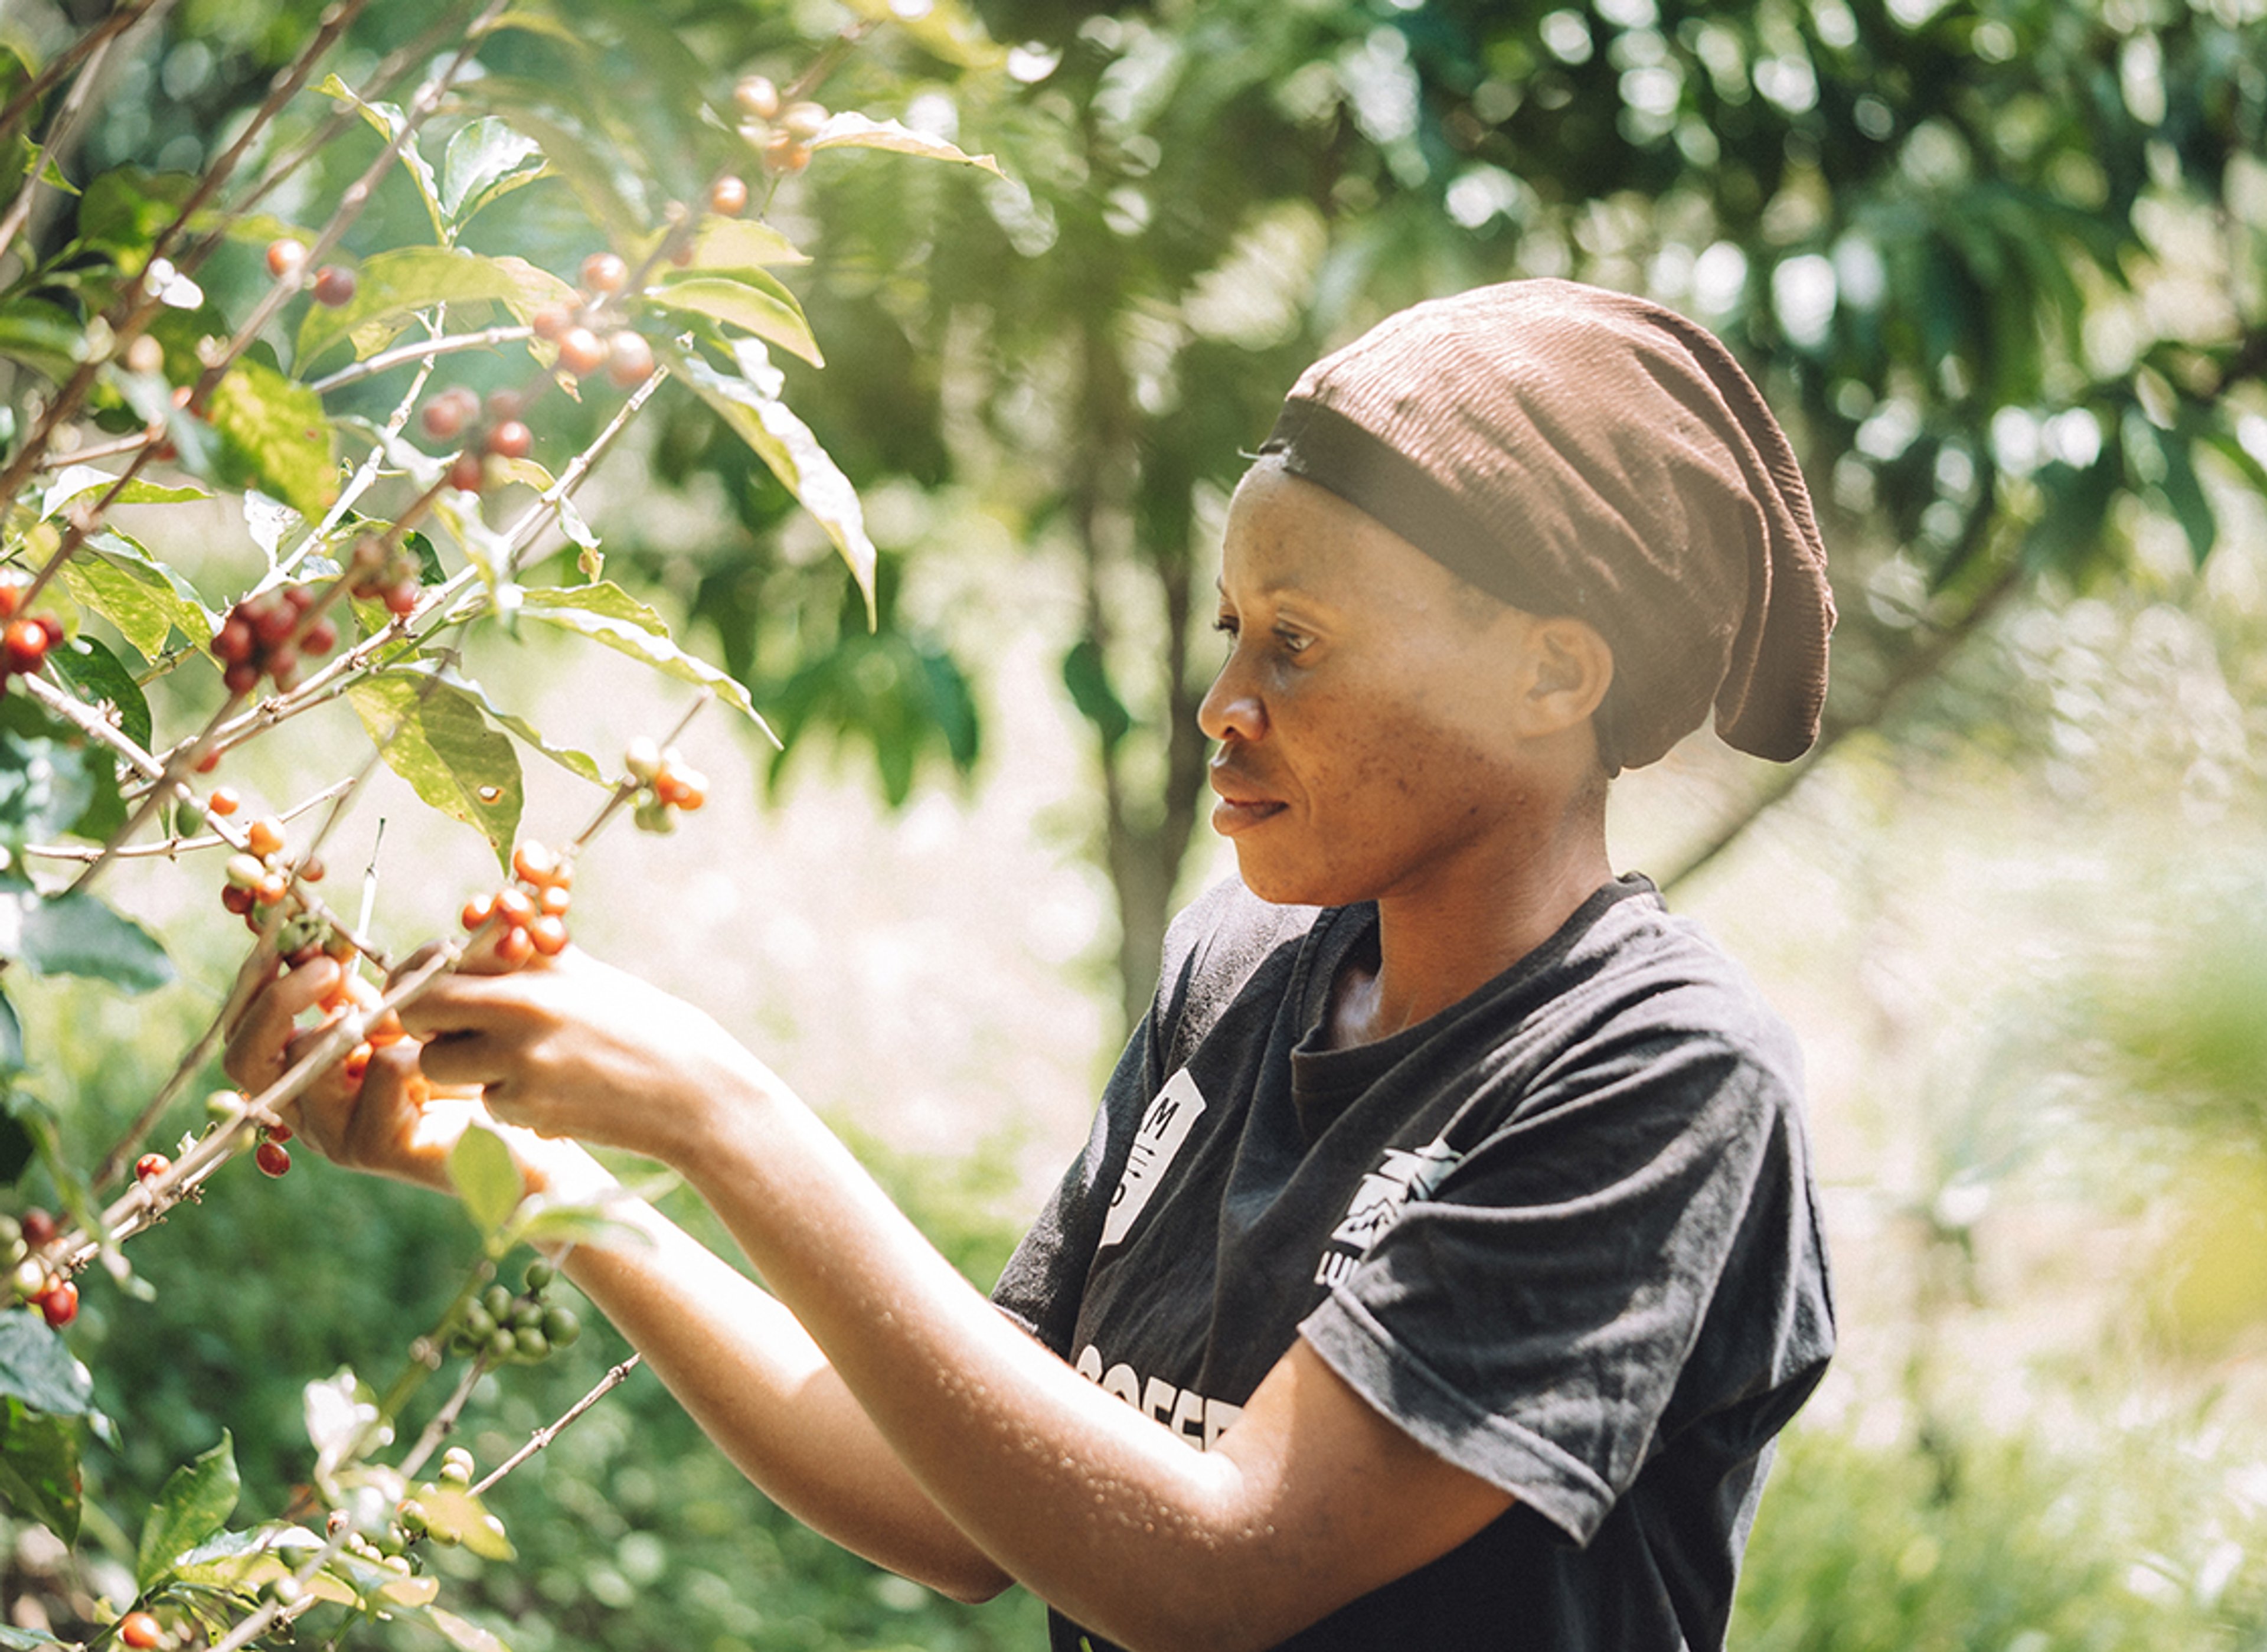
[
  {"x1": 266, "y1": 239, "x2": 307, "y2": 279},
  {"x1": 709, "y1": 174, "x2": 749, "y2": 216},
  {"x1": 780, "y1": 101, "x2": 829, "y2": 139},
  {"x1": 247, "y1": 817, "x2": 286, "y2": 858},
  {"x1": 762, "y1": 134, "x2": 810, "y2": 174},
  {"x1": 733, "y1": 74, "x2": 780, "y2": 120},
  {"x1": 312, "y1": 265, "x2": 357, "y2": 307},
  {"x1": 580, "y1": 252, "x2": 628, "y2": 295},
  {"x1": 208, "y1": 786, "x2": 241, "y2": 817},
  {"x1": 124, "y1": 334, "x2": 165, "y2": 376}
]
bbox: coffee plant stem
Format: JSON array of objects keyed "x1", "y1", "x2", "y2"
[
  {"x1": 470, "y1": 1352, "x2": 644, "y2": 1497},
  {"x1": 0, "y1": 0, "x2": 168, "y2": 149},
  {"x1": 309, "y1": 323, "x2": 534, "y2": 398}
]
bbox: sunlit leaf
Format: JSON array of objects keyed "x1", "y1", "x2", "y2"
[
  {"x1": 676, "y1": 216, "x2": 807, "y2": 271},
  {"x1": 441, "y1": 117, "x2": 545, "y2": 226},
  {"x1": 204, "y1": 357, "x2": 337, "y2": 520},
  {"x1": 447, "y1": 1124, "x2": 524, "y2": 1239},
  {"x1": 46, "y1": 635, "x2": 152, "y2": 753},
  {"x1": 0, "y1": 298, "x2": 86, "y2": 381},
  {"x1": 516, "y1": 584, "x2": 775, "y2": 739},
  {"x1": 60, "y1": 531, "x2": 218, "y2": 655},
  {"x1": 805, "y1": 110, "x2": 1005, "y2": 177},
  {"x1": 316, "y1": 75, "x2": 443, "y2": 239},
  {"x1": 345, "y1": 671, "x2": 524, "y2": 866},
  {"x1": 643, "y1": 271, "x2": 821, "y2": 367},
  {"x1": 295, "y1": 246, "x2": 576, "y2": 368},
  {"x1": 38, "y1": 463, "x2": 208, "y2": 519},
  {"x1": 410, "y1": 1480, "x2": 515, "y2": 1560},
  {"x1": 429, "y1": 1608, "x2": 515, "y2": 1652},
  {"x1": 137, "y1": 1431, "x2": 240, "y2": 1590}
]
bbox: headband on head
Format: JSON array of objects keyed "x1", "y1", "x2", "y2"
[{"x1": 1259, "y1": 279, "x2": 1833, "y2": 771}]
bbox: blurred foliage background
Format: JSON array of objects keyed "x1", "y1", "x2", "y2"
[{"x1": 6, "y1": 0, "x2": 2267, "y2": 1644}]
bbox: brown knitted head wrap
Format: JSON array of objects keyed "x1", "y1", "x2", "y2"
[{"x1": 1259, "y1": 279, "x2": 1832, "y2": 770}]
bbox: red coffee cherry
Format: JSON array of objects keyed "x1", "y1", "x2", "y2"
[
  {"x1": 254, "y1": 1139, "x2": 292, "y2": 1178},
  {"x1": 38, "y1": 1279, "x2": 77, "y2": 1328},
  {"x1": 485, "y1": 419, "x2": 533, "y2": 460},
  {"x1": 557, "y1": 327, "x2": 607, "y2": 378},
  {"x1": 384, "y1": 579, "x2": 422, "y2": 618},
  {"x1": 119, "y1": 1612, "x2": 164, "y2": 1650},
  {"x1": 606, "y1": 331, "x2": 655, "y2": 388},
  {"x1": 135, "y1": 1153, "x2": 170, "y2": 1183},
  {"x1": 530, "y1": 302, "x2": 573, "y2": 342},
  {"x1": 311, "y1": 265, "x2": 357, "y2": 307},
  {"x1": 449, "y1": 451, "x2": 487, "y2": 494},
  {"x1": 19, "y1": 1209, "x2": 55, "y2": 1248},
  {"x1": 1, "y1": 617, "x2": 51, "y2": 674}
]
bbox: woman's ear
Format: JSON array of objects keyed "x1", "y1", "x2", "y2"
[{"x1": 1508, "y1": 616, "x2": 1615, "y2": 738}]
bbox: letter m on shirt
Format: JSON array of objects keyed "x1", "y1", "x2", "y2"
[{"x1": 1101, "y1": 1068, "x2": 1208, "y2": 1250}]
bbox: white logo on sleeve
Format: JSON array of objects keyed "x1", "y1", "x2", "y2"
[
  {"x1": 1315, "y1": 1135, "x2": 1462, "y2": 1287},
  {"x1": 1099, "y1": 1067, "x2": 1207, "y2": 1251}
]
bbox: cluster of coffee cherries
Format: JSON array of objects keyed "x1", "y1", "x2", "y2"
[
  {"x1": 732, "y1": 73, "x2": 828, "y2": 174},
  {"x1": 266, "y1": 237, "x2": 355, "y2": 308},
  {"x1": 527, "y1": 252, "x2": 657, "y2": 392},
  {"x1": 393, "y1": 1446, "x2": 508, "y2": 1555},
  {"x1": 201, "y1": 1088, "x2": 300, "y2": 1178},
  {"x1": 211, "y1": 583, "x2": 338, "y2": 694},
  {"x1": 460, "y1": 838, "x2": 574, "y2": 967},
  {"x1": 4, "y1": 1210, "x2": 76, "y2": 1328},
  {"x1": 217, "y1": 811, "x2": 341, "y2": 956},
  {"x1": 0, "y1": 580, "x2": 63, "y2": 692},
  {"x1": 443, "y1": 1259, "x2": 583, "y2": 1367},
  {"x1": 420, "y1": 383, "x2": 541, "y2": 497},
  {"x1": 347, "y1": 531, "x2": 426, "y2": 618},
  {"x1": 625, "y1": 737, "x2": 708, "y2": 833}
]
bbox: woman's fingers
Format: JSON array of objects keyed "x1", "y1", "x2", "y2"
[{"x1": 222, "y1": 956, "x2": 341, "y2": 1093}]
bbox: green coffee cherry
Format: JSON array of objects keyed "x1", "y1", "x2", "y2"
[
  {"x1": 524, "y1": 1259, "x2": 554, "y2": 1292},
  {"x1": 542, "y1": 1305, "x2": 582, "y2": 1347}
]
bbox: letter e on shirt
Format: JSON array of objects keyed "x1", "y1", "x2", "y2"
[{"x1": 1100, "y1": 1068, "x2": 1207, "y2": 1251}]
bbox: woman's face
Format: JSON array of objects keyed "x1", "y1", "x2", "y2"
[{"x1": 1199, "y1": 461, "x2": 1553, "y2": 911}]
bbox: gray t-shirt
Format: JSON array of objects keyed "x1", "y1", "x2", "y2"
[{"x1": 992, "y1": 874, "x2": 1834, "y2": 1650}]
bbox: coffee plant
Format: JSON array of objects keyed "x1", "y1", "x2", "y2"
[{"x1": 0, "y1": 0, "x2": 1004, "y2": 1643}]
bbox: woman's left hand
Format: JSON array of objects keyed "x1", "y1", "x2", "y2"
[{"x1": 396, "y1": 943, "x2": 775, "y2": 1167}]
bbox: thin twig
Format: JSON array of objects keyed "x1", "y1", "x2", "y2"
[{"x1": 470, "y1": 1354, "x2": 643, "y2": 1496}]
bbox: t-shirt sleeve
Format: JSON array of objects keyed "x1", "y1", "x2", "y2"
[{"x1": 1296, "y1": 1005, "x2": 1831, "y2": 1548}]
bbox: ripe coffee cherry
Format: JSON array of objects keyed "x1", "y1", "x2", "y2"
[
  {"x1": 119, "y1": 1611, "x2": 164, "y2": 1650},
  {"x1": 485, "y1": 419, "x2": 533, "y2": 460},
  {"x1": 709, "y1": 174, "x2": 749, "y2": 216},
  {"x1": 208, "y1": 786, "x2": 241, "y2": 817},
  {"x1": 528, "y1": 913, "x2": 570, "y2": 956},
  {"x1": 135, "y1": 1153, "x2": 170, "y2": 1183},
  {"x1": 557, "y1": 327, "x2": 607, "y2": 378},
  {"x1": 384, "y1": 579, "x2": 422, "y2": 618},
  {"x1": 213, "y1": 616, "x2": 255, "y2": 663},
  {"x1": 254, "y1": 1139, "x2": 292, "y2": 1178},
  {"x1": 421, "y1": 386, "x2": 480, "y2": 440},
  {"x1": 762, "y1": 133, "x2": 810, "y2": 174},
  {"x1": 247, "y1": 817, "x2": 286, "y2": 858},
  {"x1": 312, "y1": 265, "x2": 357, "y2": 307},
  {"x1": 38, "y1": 1279, "x2": 77, "y2": 1328},
  {"x1": 462, "y1": 892, "x2": 496, "y2": 931},
  {"x1": 512, "y1": 840, "x2": 560, "y2": 884},
  {"x1": 220, "y1": 884, "x2": 255, "y2": 916},
  {"x1": 530, "y1": 302, "x2": 573, "y2": 342},
  {"x1": 580, "y1": 252, "x2": 628, "y2": 295},
  {"x1": 19, "y1": 1209, "x2": 55, "y2": 1248},
  {"x1": 266, "y1": 239, "x2": 307, "y2": 279},
  {"x1": 2, "y1": 617, "x2": 51, "y2": 674},
  {"x1": 495, "y1": 925, "x2": 536, "y2": 968},
  {"x1": 606, "y1": 331, "x2": 655, "y2": 388},
  {"x1": 449, "y1": 451, "x2": 487, "y2": 494}
]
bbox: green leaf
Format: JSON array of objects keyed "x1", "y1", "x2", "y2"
[
  {"x1": 0, "y1": 1398, "x2": 80, "y2": 1546},
  {"x1": 0, "y1": 298, "x2": 86, "y2": 381},
  {"x1": 0, "y1": 1317, "x2": 93, "y2": 1416},
  {"x1": 0, "y1": 988, "x2": 21, "y2": 1070},
  {"x1": 676, "y1": 216, "x2": 807, "y2": 272},
  {"x1": 0, "y1": 1626, "x2": 73, "y2": 1648},
  {"x1": 645, "y1": 271, "x2": 821, "y2": 367},
  {"x1": 421, "y1": 664, "x2": 603, "y2": 783},
  {"x1": 516, "y1": 585, "x2": 775, "y2": 739},
  {"x1": 60, "y1": 531, "x2": 220, "y2": 655},
  {"x1": 1061, "y1": 639, "x2": 1133, "y2": 753},
  {"x1": 671, "y1": 340, "x2": 876, "y2": 618},
  {"x1": 316, "y1": 75, "x2": 443, "y2": 239},
  {"x1": 204, "y1": 357, "x2": 337, "y2": 521},
  {"x1": 429, "y1": 1608, "x2": 515, "y2": 1652},
  {"x1": 410, "y1": 1478, "x2": 515, "y2": 1560},
  {"x1": 2152, "y1": 428, "x2": 2216, "y2": 567},
  {"x1": 295, "y1": 246, "x2": 577, "y2": 368},
  {"x1": 0, "y1": 727, "x2": 97, "y2": 848},
  {"x1": 137, "y1": 1431, "x2": 240, "y2": 1591},
  {"x1": 38, "y1": 462, "x2": 208, "y2": 519},
  {"x1": 804, "y1": 110, "x2": 1005, "y2": 177},
  {"x1": 345, "y1": 671, "x2": 524, "y2": 866},
  {"x1": 447, "y1": 1124, "x2": 523, "y2": 1239},
  {"x1": 47, "y1": 635, "x2": 152, "y2": 752},
  {"x1": 0, "y1": 883, "x2": 174, "y2": 992},
  {"x1": 441, "y1": 116, "x2": 545, "y2": 227}
]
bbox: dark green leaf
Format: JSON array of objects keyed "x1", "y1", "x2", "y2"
[
  {"x1": 0, "y1": 1398, "x2": 80, "y2": 1545},
  {"x1": 1061, "y1": 639, "x2": 1133, "y2": 752},
  {"x1": 2, "y1": 883, "x2": 174, "y2": 992},
  {"x1": 345, "y1": 671, "x2": 523, "y2": 866},
  {"x1": 47, "y1": 634, "x2": 152, "y2": 752},
  {"x1": 204, "y1": 357, "x2": 337, "y2": 521},
  {"x1": 138, "y1": 1431, "x2": 240, "y2": 1590},
  {"x1": 2152, "y1": 429, "x2": 2216, "y2": 567},
  {"x1": 0, "y1": 1316, "x2": 95, "y2": 1416},
  {"x1": 0, "y1": 726, "x2": 98, "y2": 848},
  {"x1": 0, "y1": 987, "x2": 20, "y2": 1069}
]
